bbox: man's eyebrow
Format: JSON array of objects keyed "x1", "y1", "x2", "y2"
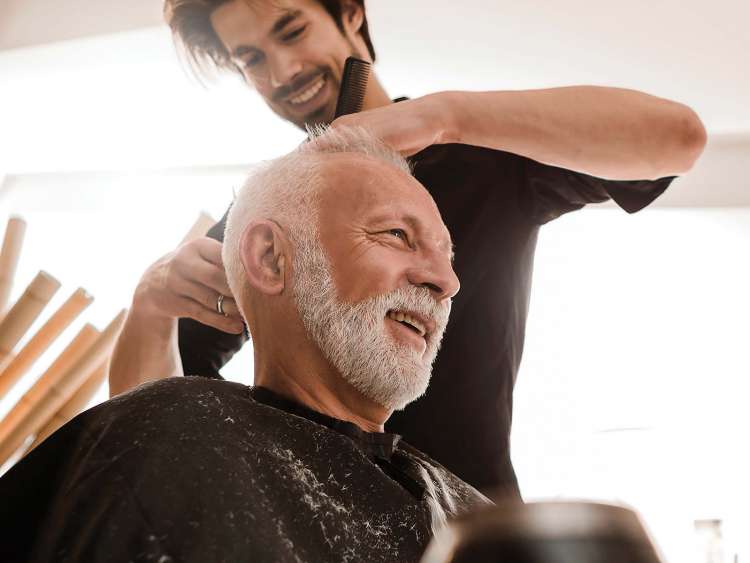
[
  {"x1": 271, "y1": 10, "x2": 302, "y2": 35},
  {"x1": 368, "y1": 213, "x2": 454, "y2": 257}
]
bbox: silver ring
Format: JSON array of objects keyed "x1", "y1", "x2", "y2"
[{"x1": 216, "y1": 294, "x2": 226, "y2": 316}]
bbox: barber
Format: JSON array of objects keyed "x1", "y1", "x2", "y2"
[{"x1": 110, "y1": 0, "x2": 706, "y2": 496}]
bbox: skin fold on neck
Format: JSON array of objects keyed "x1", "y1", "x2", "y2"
[{"x1": 253, "y1": 353, "x2": 390, "y2": 433}]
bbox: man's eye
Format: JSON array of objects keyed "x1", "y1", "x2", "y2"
[
  {"x1": 283, "y1": 26, "x2": 307, "y2": 41},
  {"x1": 388, "y1": 229, "x2": 408, "y2": 240}
]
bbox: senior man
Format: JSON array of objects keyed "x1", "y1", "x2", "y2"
[{"x1": 0, "y1": 127, "x2": 489, "y2": 563}]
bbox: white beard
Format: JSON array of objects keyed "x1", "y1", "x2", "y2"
[{"x1": 291, "y1": 235, "x2": 450, "y2": 411}]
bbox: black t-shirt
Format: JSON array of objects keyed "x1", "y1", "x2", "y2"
[
  {"x1": 0, "y1": 378, "x2": 488, "y2": 563},
  {"x1": 178, "y1": 143, "x2": 674, "y2": 495}
]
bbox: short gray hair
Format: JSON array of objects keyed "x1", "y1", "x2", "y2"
[{"x1": 222, "y1": 126, "x2": 410, "y2": 315}]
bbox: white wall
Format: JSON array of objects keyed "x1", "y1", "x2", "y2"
[{"x1": 513, "y1": 206, "x2": 750, "y2": 562}]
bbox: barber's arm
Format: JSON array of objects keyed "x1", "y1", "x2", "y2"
[
  {"x1": 109, "y1": 238, "x2": 244, "y2": 397},
  {"x1": 332, "y1": 86, "x2": 707, "y2": 180}
]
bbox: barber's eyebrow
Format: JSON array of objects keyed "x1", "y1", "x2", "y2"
[
  {"x1": 231, "y1": 44, "x2": 258, "y2": 59},
  {"x1": 229, "y1": 10, "x2": 302, "y2": 59},
  {"x1": 271, "y1": 10, "x2": 302, "y2": 35}
]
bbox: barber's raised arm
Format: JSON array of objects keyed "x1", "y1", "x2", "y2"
[
  {"x1": 332, "y1": 86, "x2": 706, "y2": 180},
  {"x1": 109, "y1": 238, "x2": 244, "y2": 397}
]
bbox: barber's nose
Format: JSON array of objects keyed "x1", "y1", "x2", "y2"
[
  {"x1": 269, "y1": 52, "x2": 303, "y2": 89},
  {"x1": 407, "y1": 259, "x2": 460, "y2": 303}
]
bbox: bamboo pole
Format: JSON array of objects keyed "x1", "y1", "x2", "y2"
[
  {"x1": 179, "y1": 212, "x2": 216, "y2": 246},
  {"x1": 0, "y1": 288, "x2": 93, "y2": 399},
  {"x1": 0, "y1": 310, "x2": 125, "y2": 468},
  {"x1": 0, "y1": 271, "x2": 60, "y2": 369},
  {"x1": 0, "y1": 216, "x2": 27, "y2": 317},
  {"x1": 26, "y1": 361, "x2": 108, "y2": 452},
  {"x1": 0, "y1": 325, "x2": 99, "y2": 443}
]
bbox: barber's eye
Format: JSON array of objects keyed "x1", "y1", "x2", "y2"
[
  {"x1": 283, "y1": 26, "x2": 306, "y2": 41},
  {"x1": 242, "y1": 54, "x2": 263, "y2": 68}
]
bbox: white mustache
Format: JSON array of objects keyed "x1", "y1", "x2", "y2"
[{"x1": 372, "y1": 286, "x2": 450, "y2": 339}]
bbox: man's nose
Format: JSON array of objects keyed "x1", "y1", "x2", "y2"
[
  {"x1": 406, "y1": 257, "x2": 460, "y2": 303},
  {"x1": 269, "y1": 52, "x2": 303, "y2": 89}
]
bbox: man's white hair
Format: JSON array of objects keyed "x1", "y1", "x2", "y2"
[{"x1": 222, "y1": 126, "x2": 410, "y2": 313}]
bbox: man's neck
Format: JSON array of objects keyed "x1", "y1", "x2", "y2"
[{"x1": 254, "y1": 356, "x2": 390, "y2": 433}]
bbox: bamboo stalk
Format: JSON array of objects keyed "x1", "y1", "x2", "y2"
[
  {"x1": 0, "y1": 310, "x2": 125, "y2": 468},
  {"x1": 179, "y1": 212, "x2": 216, "y2": 246},
  {"x1": 0, "y1": 216, "x2": 27, "y2": 316},
  {"x1": 0, "y1": 288, "x2": 93, "y2": 399},
  {"x1": 26, "y1": 361, "x2": 108, "y2": 452},
  {"x1": 0, "y1": 271, "x2": 60, "y2": 369},
  {"x1": 0, "y1": 325, "x2": 99, "y2": 445}
]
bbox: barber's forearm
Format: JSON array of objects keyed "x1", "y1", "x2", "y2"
[
  {"x1": 443, "y1": 87, "x2": 706, "y2": 180},
  {"x1": 108, "y1": 307, "x2": 183, "y2": 397}
]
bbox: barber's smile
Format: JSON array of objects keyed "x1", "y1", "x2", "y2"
[
  {"x1": 280, "y1": 72, "x2": 329, "y2": 114},
  {"x1": 386, "y1": 309, "x2": 433, "y2": 355}
]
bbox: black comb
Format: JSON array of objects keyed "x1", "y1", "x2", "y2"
[{"x1": 333, "y1": 56, "x2": 371, "y2": 119}]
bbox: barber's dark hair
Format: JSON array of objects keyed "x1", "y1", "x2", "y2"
[{"x1": 164, "y1": 0, "x2": 376, "y2": 79}]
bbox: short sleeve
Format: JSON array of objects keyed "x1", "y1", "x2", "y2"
[
  {"x1": 519, "y1": 156, "x2": 676, "y2": 225},
  {"x1": 178, "y1": 207, "x2": 249, "y2": 379}
]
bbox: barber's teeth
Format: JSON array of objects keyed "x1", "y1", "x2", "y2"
[{"x1": 288, "y1": 76, "x2": 325, "y2": 105}]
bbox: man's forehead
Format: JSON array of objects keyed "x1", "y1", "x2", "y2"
[{"x1": 315, "y1": 157, "x2": 453, "y2": 250}]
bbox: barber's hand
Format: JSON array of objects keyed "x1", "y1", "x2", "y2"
[
  {"x1": 132, "y1": 237, "x2": 245, "y2": 334},
  {"x1": 330, "y1": 92, "x2": 458, "y2": 156}
]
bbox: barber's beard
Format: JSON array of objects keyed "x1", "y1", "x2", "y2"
[{"x1": 292, "y1": 236, "x2": 450, "y2": 411}]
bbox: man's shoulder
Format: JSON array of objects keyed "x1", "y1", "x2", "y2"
[
  {"x1": 107, "y1": 376, "x2": 250, "y2": 417},
  {"x1": 80, "y1": 377, "x2": 264, "y2": 444},
  {"x1": 112, "y1": 375, "x2": 247, "y2": 404}
]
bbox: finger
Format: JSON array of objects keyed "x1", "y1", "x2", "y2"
[
  {"x1": 176, "y1": 278, "x2": 243, "y2": 321},
  {"x1": 188, "y1": 237, "x2": 224, "y2": 267},
  {"x1": 176, "y1": 295, "x2": 245, "y2": 334},
  {"x1": 330, "y1": 113, "x2": 361, "y2": 129},
  {"x1": 176, "y1": 258, "x2": 233, "y2": 297},
  {"x1": 218, "y1": 296, "x2": 242, "y2": 319}
]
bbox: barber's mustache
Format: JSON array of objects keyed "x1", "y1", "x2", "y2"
[{"x1": 272, "y1": 68, "x2": 331, "y2": 103}]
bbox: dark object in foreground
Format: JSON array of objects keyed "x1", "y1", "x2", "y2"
[
  {"x1": 421, "y1": 501, "x2": 664, "y2": 563},
  {"x1": 334, "y1": 56, "x2": 371, "y2": 118}
]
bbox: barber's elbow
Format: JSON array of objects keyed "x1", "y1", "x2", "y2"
[{"x1": 668, "y1": 104, "x2": 707, "y2": 175}]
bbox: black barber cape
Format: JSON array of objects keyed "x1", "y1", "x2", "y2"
[
  {"x1": 0, "y1": 377, "x2": 489, "y2": 563},
  {"x1": 179, "y1": 142, "x2": 674, "y2": 495}
]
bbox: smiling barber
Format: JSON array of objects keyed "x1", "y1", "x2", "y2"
[{"x1": 109, "y1": 0, "x2": 706, "y2": 497}]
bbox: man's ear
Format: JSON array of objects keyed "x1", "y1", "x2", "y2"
[
  {"x1": 341, "y1": 0, "x2": 365, "y2": 36},
  {"x1": 239, "y1": 220, "x2": 287, "y2": 296}
]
